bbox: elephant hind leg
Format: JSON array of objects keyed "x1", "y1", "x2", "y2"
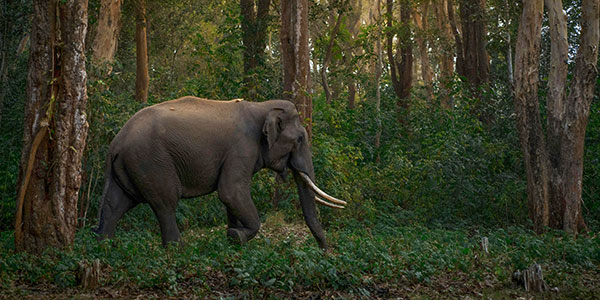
[
  {"x1": 150, "y1": 205, "x2": 181, "y2": 247},
  {"x1": 96, "y1": 175, "x2": 137, "y2": 239}
]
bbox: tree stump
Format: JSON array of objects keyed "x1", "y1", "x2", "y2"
[
  {"x1": 480, "y1": 237, "x2": 489, "y2": 254},
  {"x1": 512, "y1": 264, "x2": 549, "y2": 292},
  {"x1": 77, "y1": 259, "x2": 101, "y2": 290}
]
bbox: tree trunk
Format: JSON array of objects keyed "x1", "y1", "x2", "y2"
[
  {"x1": 280, "y1": 0, "x2": 295, "y2": 100},
  {"x1": 0, "y1": 0, "x2": 8, "y2": 126},
  {"x1": 434, "y1": 0, "x2": 454, "y2": 79},
  {"x1": 459, "y1": 0, "x2": 489, "y2": 87},
  {"x1": 433, "y1": 0, "x2": 454, "y2": 108},
  {"x1": 241, "y1": 0, "x2": 271, "y2": 100},
  {"x1": 15, "y1": 0, "x2": 89, "y2": 252},
  {"x1": 413, "y1": 0, "x2": 432, "y2": 100},
  {"x1": 321, "y1": 12, "x2": 343, "y2": 105},
  {"x1": 386, "y1": 0, "x2": 413, "y2": 106},
  {"x1": 345, "y1": 0, "x2": 362, "y2": 109},
  {"x1": 513, "y1": 0, "x2": 548, "y2": 233},
  {"x1": 447, "y1": 0, "x2": 464, "y2": 77},
  {"x1": 505, "y1": 0, "x2": 514, "y2": 85},
  {"x1": 347, "y1": 82, "x2": 356, "y2": 109},
  {"x1": 91, "y1": 0, "x2": 122, "y2": 75},
  {"x1": 547, "y1": 0, "x2": 598, "y2": 233},
  {"x1": 281, "y1": 0, "x2": 312, "y2": 140},
  {"x1": 545, "y1": 0, "x2": 569, "y2": 230},
  {"x1": 375, "y1": 0, "x2": 383, "y2": 163},
  {"x1": 135, "y1": 0, "x2": 149, "y2": 103}
]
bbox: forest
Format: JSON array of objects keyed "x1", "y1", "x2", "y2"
[{"x1": 0, "y1": 0, "x2": 599, "y2": 298}]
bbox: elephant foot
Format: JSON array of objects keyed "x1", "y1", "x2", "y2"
[{"x1": 227, "y1": 228, "x2": 247, "y2": 244}]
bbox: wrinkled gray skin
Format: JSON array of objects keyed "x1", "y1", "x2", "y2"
[{"x1": 94, "y1": 97, "x2": 327, "y2": 249}]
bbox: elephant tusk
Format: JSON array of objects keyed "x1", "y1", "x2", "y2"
[
  {"x1": 315, "y1": 196, "x2": 345, "y2": 209},
  {"x1": 299, "y1": 172, "x2": 348, "y2": 205}
]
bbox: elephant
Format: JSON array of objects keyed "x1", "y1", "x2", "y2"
[{"x1": 94, "y1": 96, "x2": 346, "y2": 249}]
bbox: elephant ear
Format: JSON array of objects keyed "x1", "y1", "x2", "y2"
[{"x1": 263, "y1": 108, "x2": 284, "y2": 149}]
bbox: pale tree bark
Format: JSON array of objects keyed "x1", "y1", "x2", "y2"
[
  {"x1": 513, "y1": 0, "x2": 548, "y2": 233},
  {"x1": 514, "y1": 0, "x2": 598, "y2": 234},
  {"x1": 135, "y1": 0, "x2": 149, "y2": 103},
  {"x1": 91, "y1": 0, "x2": 122, "y2": 75},
  {"x1": 281, "y1": 0, "x2": 312, "y2": 140},
  {"x1": 386, "y1": 0, "x2": 413, "y2": 106},
  {"x1": 545, "y1": 0, "x2": 569, "y2": 229},
  {"x1": 546, "y1": 0, "x2": 598, "y2": 233},
  {"x1": 504, "y1": 0, "x2": 514, "y2": 85},
  {"x1": 412, "y1": 0, "x2": 433, "y2": 100},
  {"x1": 15, "y1": 0, "x2": 89, "y2": 252},
  {"x1": 241, "y1": 0, "x2": 271, "y2": 100},
  {"x1": 321, "y1": 11, "x2": 343, "y2": 104}
]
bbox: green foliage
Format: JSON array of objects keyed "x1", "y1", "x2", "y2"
[{"x1": 1, "y1": 214, "x2": 598, "y2": 298}]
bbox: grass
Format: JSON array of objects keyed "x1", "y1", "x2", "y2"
[{"x1": 0, "y1": 205, "x2": 599, "y2": 299}]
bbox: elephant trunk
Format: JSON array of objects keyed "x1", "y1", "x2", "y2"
[{"x1": 293, "y1": 168, "x2": 328, "y2": 249}]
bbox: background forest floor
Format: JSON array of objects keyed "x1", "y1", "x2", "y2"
[{"x1": 1, "y1": 206, "x2": 598, "y2": 299}]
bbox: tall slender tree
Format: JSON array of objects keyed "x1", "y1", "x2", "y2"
[
  {"x1": 412, "y1": 0, "x2": 432, "y2": 100},
  {"x1": 135, "y1": 0, "x2": 149, "y2": 103},
  {"x1": 386, "y1": 0, "x2": 413, "y2": 107},
  {"x1": 15, "y1": 0, "x2": 89, "y2": 252}
]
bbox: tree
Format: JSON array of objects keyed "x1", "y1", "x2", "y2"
[
  {"x1": 240, "y1": 0, "x2": 271, "y2": 100},
  {"x1": 320, "y1": 8, "x2": 343, "y2": 104},
  {"x1": 280, "y1": 0, "x2": 312, "y2": 140},
  {"x1": 0, "y1": 0, "x2": 9, "y2": 125},
  {"x1": 456, "y1": 0, "x2": 489, "y2": 87},
  {"x1": 343, "y1": 0, "x2": 362, "y2": 109},
  {"x1": 135, "y1": 0, "x2": 149, "y2": 103},
  {"x1": 412, "y1": 0, "x2": 433, "y2": 100},
  {"x1": 92, "y1": 0, "x2": 123, "y2": 76},
  {"x1": 432, "y1": 0, "x2": 454, "y2": 108},
  {"x1": 386, "y1": 0, "x2": 413, "y2": 106},
  {"x1": 14, "y1": 0, "x2": 89, "y2": 252},
  {"x1": 375, "y1": 0, "x2": 383, "y2": 162},
  {"x1": 514, "y1": 0, "x2": 599, "y2": 233}
]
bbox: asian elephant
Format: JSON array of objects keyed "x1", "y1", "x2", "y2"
[{"x1": 94, "y1": 97, "x2": 346, "y2": 249}]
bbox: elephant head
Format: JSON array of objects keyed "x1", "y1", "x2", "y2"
[{"x1": 261, "y1": 105, "x2": 346, "y2": 249}]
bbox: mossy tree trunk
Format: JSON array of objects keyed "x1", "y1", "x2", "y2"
[{"x1": 15, "y1": 0, "x2": 89, "y2": 252}]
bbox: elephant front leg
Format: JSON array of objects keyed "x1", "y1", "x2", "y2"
[
  {"x1": 226, "y1": 207, "x2": 244, "y2": 229},
  {"x1": 218, "y1": 180, "x2": 260, "y2": 245}
]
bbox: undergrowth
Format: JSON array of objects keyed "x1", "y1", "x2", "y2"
[{"x1": 0, "y1": 206, "x2": 598, "y2": 298}]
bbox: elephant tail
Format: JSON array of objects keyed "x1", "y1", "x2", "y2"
[{"x1": 93, "y1": 152, "x2": 116, "y2": 234}]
